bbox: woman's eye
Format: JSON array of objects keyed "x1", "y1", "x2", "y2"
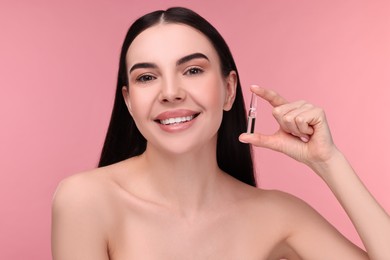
[
  {"x1": 185, "y1": 67, "x2": 204, "y2": 76},
  {"x1": 136, "y1": 74, "x2": 156, "y2": 83}
]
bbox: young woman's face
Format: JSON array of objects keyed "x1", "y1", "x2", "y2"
[{"x1": 123, "y1": 23, "x2": 236, "y2": 155}]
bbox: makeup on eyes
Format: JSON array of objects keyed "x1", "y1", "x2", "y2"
[{"x1": 246, "y1": 92, "x2": 257, "y2": 134}]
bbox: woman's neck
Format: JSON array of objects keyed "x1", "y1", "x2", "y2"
[{"x1": 131, "y1": 141, "x2": 227, "y2": 217}]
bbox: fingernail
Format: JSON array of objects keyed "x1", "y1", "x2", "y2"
[
  {"x1": 239, "y1": 135, "x2": 249, "y2": 143},
  {"x1": 300, "y1": 136, "x2": 309, "y2": 143}
]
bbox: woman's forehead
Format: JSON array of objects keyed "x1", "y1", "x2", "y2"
[{"x1": 126, "y1": 23, "x2": 218, "y2": 65}]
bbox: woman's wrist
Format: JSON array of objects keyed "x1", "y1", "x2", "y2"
[{"x1": 307, "y1": 147, "x2": 347, "y2": 180}]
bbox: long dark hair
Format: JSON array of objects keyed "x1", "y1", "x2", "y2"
[{"x1": 98, "y1": 7, "x2": 257, "y2": 187}]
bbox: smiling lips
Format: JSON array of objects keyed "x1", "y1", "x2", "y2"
[
  {"x1": 159, "y1": 115, "x2": 195, "y2": 125},
  {"x1": 154, "y1": 110, "x2": 200, "y2": 131}
]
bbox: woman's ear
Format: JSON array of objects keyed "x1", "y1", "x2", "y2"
[
  {"x1": 223, "y1": 71, "x2": 237, "y2": 111},
  {"x1": 122, "y1": 86, "x2": 133, "y2": 115}
]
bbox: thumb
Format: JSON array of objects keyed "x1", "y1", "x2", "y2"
[{"x1": 239, "y1": 133, "x2": 281, "y2": 151}]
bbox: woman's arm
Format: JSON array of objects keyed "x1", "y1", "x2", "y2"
[
  {"x1": 312, "y1": 149, "x2": 390, "y2": 259},
  {"x1": 239, "y1": 85, "x2": 390, "y2": 259},
  {"x1": 51, "y1": 175, "x2": 110, "y2": 260}
]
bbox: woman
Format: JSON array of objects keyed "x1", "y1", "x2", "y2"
[{"x1": 51, "y1": 7, "x2": 390, "y2": 259}]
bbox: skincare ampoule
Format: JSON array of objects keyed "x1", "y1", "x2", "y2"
[{"x1": 246, "y1": 92, "x2": 257, "y2": 134}]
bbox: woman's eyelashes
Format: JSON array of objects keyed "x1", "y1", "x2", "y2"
[
  {"x1": 132, "y1": 65, "x2": 204, "y2": 84},
  {"x1": 136, "y1": 74, "x2": 156, "y2": 83},
  {"x1": 184, "y1": 66, "x2": 204, "y2": 76}
]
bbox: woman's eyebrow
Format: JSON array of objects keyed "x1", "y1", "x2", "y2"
[
  {"x1": 176, "y1": 53, "x2": 209, "y2": 66},
  {"x1": 129, "y1": 62, "x2": 157, "y2": 73},
  {"x1": 129, "y1": 53, "x2": 209, "y2": 73}
]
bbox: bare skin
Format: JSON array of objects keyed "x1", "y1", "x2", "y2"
[
  {"x1": 51, "y1": 23, "x2": 390, "y2": 259},
  {"x1": 52, "y1": 158, "x2": 366, "y2": 260}
]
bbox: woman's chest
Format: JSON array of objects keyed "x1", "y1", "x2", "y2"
[{"x1": 107, "y1": 206, "x2": 284, "y2": 260}]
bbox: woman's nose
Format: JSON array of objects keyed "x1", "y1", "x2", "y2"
[{"x1": 159, "y1": 79, "x2": 186, "y2": 103}]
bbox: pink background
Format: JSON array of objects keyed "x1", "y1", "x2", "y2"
[{"x1": 1, "y1": 0, "x2": 389, "y2": 259}]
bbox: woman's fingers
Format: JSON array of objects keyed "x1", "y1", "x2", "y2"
[
  {"x1": 271, "y1": 100, "x2": 316, "y2": 140},
  {"x1": 243, "y1": 86, "x2": 335, "y2": 163},
  {"x1": 249, "y1": 86, "x2": 327, "y2": 142},
  {"x1": 250, "y1": 85, "x2": 288, "y2": 107},
  {"x1": 239, "y1": 132, "x2": 280, "y2": 150},
  {"x1": 250, "y1": 86, "x2": 314, "y2": 141}
]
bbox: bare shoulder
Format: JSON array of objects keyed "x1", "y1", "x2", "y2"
[
  {"x1": 52, "y1": 159, "x2": 133, "y2": 208},
  {"x1": 51, "y1": 158, "x2": 142, "y2": 225},
  {"x1": 251, "y1": 189, "x2": 317, "y2": 216},
  {"x1": 51, "y1": 164, "x2": 128, "y2": 259},
  {"x1": 236, "y1": 185, "x2": 333, "y2": 225},
  {"x1": 51, "y1": 167, "x2": 116, "y2": 239},
  {"x1": 236, "y1": 187, "x2": 316, "y2": 235},
  {"x1": 53, "y1": 167, "x2": 108, "y2": 209},
  {"x1": 227, "y1": 185, "x2": 366, "y2": 259},
  {"x1": 228, "y1": 179, "x2": 312, "y2": 217},
  {"x1": 246, "y1": 188, "x2": 367, "y2": 259}
]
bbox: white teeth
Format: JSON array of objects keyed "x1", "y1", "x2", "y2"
[{"x1": 160, "y1": 115, "x2": 194, "y2": 125}]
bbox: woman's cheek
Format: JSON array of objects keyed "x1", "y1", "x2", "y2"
[{"x1": 129, "y1": 92, "x2": 153, "y2": 127}]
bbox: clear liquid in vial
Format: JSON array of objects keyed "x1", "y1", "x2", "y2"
[{"x1": 247, "y1": 116, "x2": 256, "y2": 134}]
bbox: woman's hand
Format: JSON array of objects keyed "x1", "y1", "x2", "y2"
[
  {"x1": 239, "y1": 85, "x2": 339, "y2": 169},
  {"x1": 240, "y1": 86, "x2": 390, "y2": 259}
]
